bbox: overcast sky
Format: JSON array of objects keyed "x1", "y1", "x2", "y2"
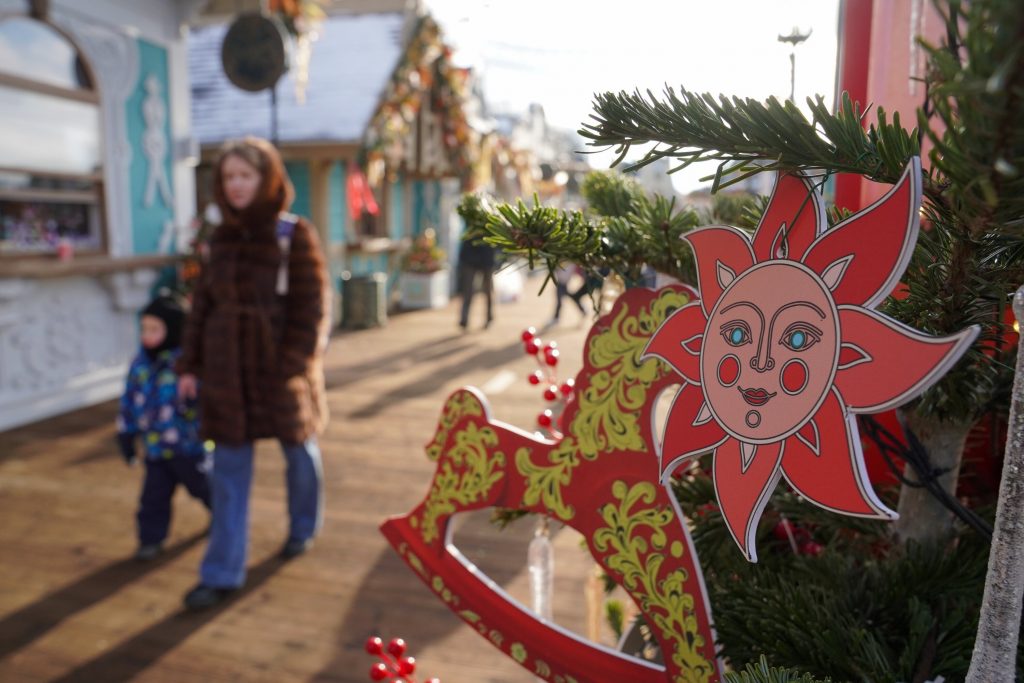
[{"x1": 425, "y1": 0, "x2": 841, "y2": 192}]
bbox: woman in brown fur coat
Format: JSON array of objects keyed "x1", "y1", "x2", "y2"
[{"x1": 177, "y1": 138, "x2": 330, "y2": 610}]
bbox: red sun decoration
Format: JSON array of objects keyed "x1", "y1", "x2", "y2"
[{"x1": 645, "y1": 158, "x2": 978, "y2": 561}]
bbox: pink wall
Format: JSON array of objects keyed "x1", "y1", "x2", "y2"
[
  {"x1": 833, "y1": 0, "x2": 872, "y2": 212},
  {"x1": 838, "y1": 0, "x2": 946, "y2": 208},
  {"x1": 863, "y1": 0, "x2": 946, "y2": 204}
]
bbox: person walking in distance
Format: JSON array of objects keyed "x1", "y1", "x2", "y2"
[
  {"x1": 457, "y1": 236, "x2": 497, "y2": 331},
  {"x1": 177, "y1": 137, "x2": 331, "y2": 610},
  {"x1": 550, "y1": 264, "x2": 584, "y2": 326}
]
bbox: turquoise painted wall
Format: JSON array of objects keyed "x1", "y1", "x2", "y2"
[
  {"x1": 347, "y1": 254, "x2": 390, "y2": 276},
  {"x1": 286, "y1": 161, "x2": 311, "y2": 219},
  {"x1": 324, "y1": 162, "x2": 346, "y2": 311},
  {"x1": 429, "y1": 180, "x2": 441, "y2": 231},
  {"x1": 412, "y1": 181, "x2": 425, "y2": 236},
  {"x1": 389, "y1": 177, "x2": 404, "y2": 240},
  {"x1": 126, "y1": 39, "x2": 174, "y2": 255},
  {"x1": 411, "y1": 179, "x2": 442, "y2": 237},
  {"x1": 328, "y1": 162, "x2": 346, "y2": 243}
]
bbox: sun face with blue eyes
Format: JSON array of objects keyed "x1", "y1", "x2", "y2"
[
  {"x1": 643, "y1": 161, "x2": 982, "y2": 563},
  {"x1": 700, "y1": 261, "x2": 841, "y2": 444}
]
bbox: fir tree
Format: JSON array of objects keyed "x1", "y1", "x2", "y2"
[{"x1": 470, "y1": 0, "x2": 1022, "y2": 546}]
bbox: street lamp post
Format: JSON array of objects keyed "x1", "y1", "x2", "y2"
[{"x1": 778, "y1": 27, "x2": 813, "y2": 102}]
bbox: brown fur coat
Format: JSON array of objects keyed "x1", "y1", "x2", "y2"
[{"x1": 178, "y1": 216, "x2": 330, "y2": 445}]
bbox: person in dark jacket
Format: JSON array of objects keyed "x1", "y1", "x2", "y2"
[
  {"x1": 457, "y1": 237, "x2": 497, "y2": 330},
  {"x1": 118, "y1": 295, "x2": 211, "y2": 561},
  {"x1": 568, "y1": 267, "x2": 609, "y2": 314},
  {"x1": 177, "y1": 137, "x2": 331, "y2": 610}
]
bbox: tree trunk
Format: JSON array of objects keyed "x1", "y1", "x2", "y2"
[
  {"x1": 967, "y1": 285, "x2": 1024, "y2": 682},
  {"x1": 893, "y1": 411, "x2": 973, "y2": 543}
]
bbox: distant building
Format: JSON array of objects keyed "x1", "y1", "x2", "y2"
[
  {"x1": 489, "y1": 103, "x2": 590, "y2": 209},
  {"x1": 623, "y1": 157, "x2": 681, "y2": 204},
  {"x1": 188, "y1": 3, "x2": 485, "y2": 312}
]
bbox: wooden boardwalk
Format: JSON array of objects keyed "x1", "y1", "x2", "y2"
[{"x1": 0, "y1": 276, "x2": 614, "y2": 683}]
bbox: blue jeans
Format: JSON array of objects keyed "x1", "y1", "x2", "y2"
[{"x1": 199, "y1": 439, "x2": 323, "y2": 588}]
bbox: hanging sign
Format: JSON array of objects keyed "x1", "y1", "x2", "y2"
[{"x1": 221, "y1": 12, "x2": 289, "y2": 92}]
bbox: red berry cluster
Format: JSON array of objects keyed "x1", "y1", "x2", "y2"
[
  {"x1": 771, "y1": 518, "x2": 824, "y2": 556},
  {"x1": 365, "y1": 636, "x2": 439, "y2": 683},
  {"x1": 691, "y1": 502, "x2": 719, "y2": 518},
  {"x1": 521, "y1": 327, "x2": 574, "y2": 438}
]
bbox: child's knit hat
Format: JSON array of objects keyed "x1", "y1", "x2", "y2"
[{"x1": 141, "y1": 295, "x2": 186, "y2": 355}]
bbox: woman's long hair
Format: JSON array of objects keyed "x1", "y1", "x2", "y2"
[{"x1": 212, "y1": 137, "x2": 294, "y2": 232}]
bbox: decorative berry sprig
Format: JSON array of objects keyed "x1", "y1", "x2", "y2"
[
  {"x1": 365, "y1": 636, "x2": 439, "y2": 683},
  {"x1": 521, "y1": 327, "x2": 574, "y2": 439},
  {"x1": 771, "y1": 518, "x2": 824, "y2": 556}
]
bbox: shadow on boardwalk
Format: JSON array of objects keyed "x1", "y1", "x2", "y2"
[
  {"x1": 0, "y1": 531, "x2": 207, "y2": 661},
  {"x1": 50, "y1": 554, "x2": 287, "y2": 683},
  {"x1": 348, "y1": 340, "x2": 523, "y2": 419},
  {"x1": 311, "y1": 512, "x2": 537, "y2": 682}
]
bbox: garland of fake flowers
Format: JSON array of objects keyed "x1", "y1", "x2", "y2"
[{"x1": 362, "y1": 15, "x2": 475, "y2": 184}]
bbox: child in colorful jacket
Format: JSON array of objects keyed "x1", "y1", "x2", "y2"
[{"x1": 117, "y1": 296, "x2": 211, "y2": 560}]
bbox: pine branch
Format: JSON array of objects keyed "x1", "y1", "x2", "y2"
[
  {"x1": 580, "y1": 170, "x2": 644, "y2": 217},
  {"x1": 480, "y1": 195, "x2": 600, "y2": 272},
  {"x1": 580, "y1": 89, "x2": 926, "y2": 196},
  {"x1": 919, "y1": 0, "x2": 1024, "y2": 235},
  {"x1": 462, "y1": 171, "x2": 708, "y2": 285},
  {"x1": 724, "y1": 656, "x2": 831, "y2": 683},
  {"x1": 456, "y1": 191, "x2": 495, "y2": 241}
]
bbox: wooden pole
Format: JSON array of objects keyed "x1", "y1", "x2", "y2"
[{"x1": 967, "y1": 284, "x2": 1024, "y2": 682}]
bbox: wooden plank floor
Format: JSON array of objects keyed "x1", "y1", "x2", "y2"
[{"x1": 0, "y1": 276, "x2": 619, "y2": 683}]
